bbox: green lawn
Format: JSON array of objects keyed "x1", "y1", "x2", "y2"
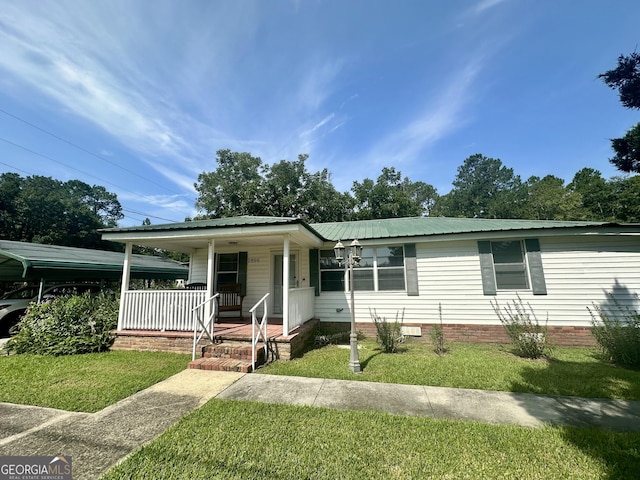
[
  {"x1": 0, "y1": 350, "x2": 191, "y2": 412},
  {"x1": 102, "y1": 398, "x2": 640, "y2": 480},
  {"x1": 260, "y1": 341, "x2": 640, "y2": 400}
]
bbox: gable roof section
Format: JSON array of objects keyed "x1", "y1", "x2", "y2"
[
  {"x1": 311, "y1": 217, "x2": 634, "y2": 241},
  {"x1": 0, "y1": 240, "x2": 188, "y2": 281}
]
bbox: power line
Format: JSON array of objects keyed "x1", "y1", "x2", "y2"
[
  {"x1": 0, "y1": 158, "x2": 180, "y2": 223},
  {"x1": 0, "y1": 107, "x2": 185, "y2": 197},
  {"x1": 0, "y1": 136, "x2": 180, "y2": 219}
]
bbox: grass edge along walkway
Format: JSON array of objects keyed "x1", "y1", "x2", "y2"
[
  {"x1": 259, "y1": 341, "x2": 640, "y2": 400},
  {"x1": 101, "y1": 398, "x2": 640, "y2": 480}
]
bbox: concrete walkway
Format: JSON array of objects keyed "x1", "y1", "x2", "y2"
[
  {"x1": 0, "y1": 369, "x2": 244, "y2": 480},
  {"x1": 218, "y1": 374, "x2": 640, "y2": 432},
  {"x1": 2, "y1": 371, "x2": 640, "y2": 480}
]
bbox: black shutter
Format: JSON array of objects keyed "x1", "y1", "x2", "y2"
[
  {"x1": 525, "y1": 239, "x2": 547, "y2": 295},
  {"x1": 477, "y1": 241, "x2": 497, "y2": 295},
  {"x1": 238, "y1": 252, "x2": 248, "y2": 296},
  {"x1": 404, "y1": 244, "x2": 419, "y2": 296},
  {"x1": 309, "y1": 249, "x2": 320, "y2": 296}
]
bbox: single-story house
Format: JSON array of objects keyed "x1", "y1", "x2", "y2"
[{"x1": 101, "y1": 216, "x2": 640, "y2": 356}]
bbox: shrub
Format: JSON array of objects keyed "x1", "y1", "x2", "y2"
[
  {"x1": 589, "y1": 294, "x2": 640, "y2": 368},
  {"x1": 369, "y1": 308, "x2": 404, "y2": 353},
  {"x1": 430, "y1": 303, "x2": 447, "y2": 355},
  {"x1": 6, "y1": 293, "x2": 118, "y2": 356},
  {"x1": 491, "y1": 295, "x2": 551, "y2": 359}
]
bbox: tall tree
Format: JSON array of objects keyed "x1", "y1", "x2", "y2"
[
  {"x1": 194, "y1": 149, "x2": 266, "y2": 218},
  {"x1": 523, "y1": 175, "x2": 584, "y2": 220},
  {"x1": 0, "y1": 173, "x2": 123, "y2": 249},
  {"x1": 262, "y1": 155, "x2": 352, "y2": 222},
  {"x1": 600, "y1": 51, "x2": 640, "y2": 173},
  {"x1": 194, "y1": 150, "x2": 352, "y2": 222},
  {"x1": 433, "y1": 154, "x2": 526, "y2": 218},
  {"x1": 351, "y1": 167, "x2": 438, "y2": 220}
]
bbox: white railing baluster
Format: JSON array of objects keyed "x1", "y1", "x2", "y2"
[
  {"x1": 191, "y1": 293, "x2": 219, "y2": 361},
  {"x1": 249, "y1": 293, "x2": 270, "y2": 370}
]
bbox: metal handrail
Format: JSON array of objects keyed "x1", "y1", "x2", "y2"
[
  {"x1": 250, "y1": 292, "x2": 270, "y2": 369},
  {"x1": 191, "y1": 293, "x2": 219, "y2": 361}
]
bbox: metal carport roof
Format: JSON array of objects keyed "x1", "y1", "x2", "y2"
[{"x1": 0, "y1": 240, "x2": 188, "y2": 281}]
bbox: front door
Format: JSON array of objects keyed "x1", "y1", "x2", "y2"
[{"x1": 272, "y1": 253, "x2": 297, "y2": 315}]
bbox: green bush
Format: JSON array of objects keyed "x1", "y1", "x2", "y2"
[
  {"x1": 491, "y1": 295, "x2": 552, "y2": 359},
  {"x1": 589, "y1": 295, "x2": 640, "y2": 368},
  {"x1": 6, "y1": 293, "x2": 118, "y2": 356},
  {"x1": 369, "y1": 308, "x2": 404, "y2": 353}
]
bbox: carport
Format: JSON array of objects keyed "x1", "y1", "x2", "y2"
[{"x1": 0, "y1": 240, "x2": 188, "y2": 298}]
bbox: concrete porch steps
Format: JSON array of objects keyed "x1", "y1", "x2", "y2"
[{"x1": 188, "y1": 341, "x2": 267, "y2": 373}]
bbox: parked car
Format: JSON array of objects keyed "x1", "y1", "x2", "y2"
[{"x1": 0, "y1": 283, "x2": 103, "y2": 336}]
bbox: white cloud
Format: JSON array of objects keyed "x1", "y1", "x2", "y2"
[
  {"x1": 360, "y1": 61, "x2": 482, "y2": 170},
  {"x1": 474, "y1": 0, "x2": 509, "y2": 14}
]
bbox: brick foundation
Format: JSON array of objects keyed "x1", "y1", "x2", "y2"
[
  {"x1": 111, "y1": 318, "x2": 321, "y2": 359},
  {"x1": 321, "y1": 322, "x2": 597, "y2": 347}
]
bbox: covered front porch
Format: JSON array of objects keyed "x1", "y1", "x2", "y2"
[{"x1": 101, "y1": 217, "x2": 326, "y2": 368}]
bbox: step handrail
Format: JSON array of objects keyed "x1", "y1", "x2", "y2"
[
  {"x1": 191, "y1": 293, "x2": 219, "y2": 361},
  {"x1": 250, "y1": 292, "x2": 270, "y2": 369}
]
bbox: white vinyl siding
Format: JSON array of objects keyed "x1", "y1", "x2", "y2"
[{"x1": 315, "y1": 235, "x2": 640, "y2": 329}]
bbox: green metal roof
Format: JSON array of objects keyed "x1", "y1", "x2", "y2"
[
  {"x1": 0, "y1": 240, "x2": 188, "y2": 281},
  {"x1": 101, "y1": 216, "x2": 311, "y2": 233},
  {"x1": 311, "y1": 217, "x2": 621, "y2": 241},
  {"x1": 101, "y1": 215, "x2": 637, "y2": 244}
]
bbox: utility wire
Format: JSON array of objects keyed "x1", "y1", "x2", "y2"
[
  {"x1": 0, "y1": 107, "x2": 186, "y2": 197},
  {"x1": 0, "y1": 157, "x2": 180, "y2": 223}
]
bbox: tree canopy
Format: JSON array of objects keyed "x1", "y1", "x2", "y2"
[
  {"x1": 600, "y1": 51, "x2": 640, "y2": 173},
  {"x1": 0, "y1": 173, "x2": 123, "y2": 249}
]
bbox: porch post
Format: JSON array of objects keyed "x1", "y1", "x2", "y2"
[
  {"x1": 282, "y1": 234, "x2": 290, "y2": 336},
  {"x1": 117, "y1": 242, "x2": 133, "y2": 330},
  {"x1": 206, "y1": 240, "x2": 215, "y2": 322}
]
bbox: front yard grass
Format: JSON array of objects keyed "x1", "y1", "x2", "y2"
[
  {"x1": 0, "y1": 350, "x2": 190, "y2": 412},
  {"x1": 102, "y1": 398, "x2": 640, "y2": 480},
  {"x1": 260, "y1": 341, "x2": 640, "y2": 400}
]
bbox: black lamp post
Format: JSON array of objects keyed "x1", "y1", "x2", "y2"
[{"x1": 334, "y1": 239, "x2": 362, "y2": 373}]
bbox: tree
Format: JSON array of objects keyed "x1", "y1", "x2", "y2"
[
  {"x1": 351, "y1": 167, "x2": 438, "y2": 220},
  {"x1": 194, "y1": 149, "x2": 266, "y2": 218},
  {"x1": 568, "y1": 168, "x2": 615, "y2": 220},
  {"x1": 600, "y1": 51, "x2": 640, "y2": 173},
  {"x1": 433, "y1": 154, "x2": 526, "y2": 218},
  {"x1": 194, "y1": 150, "x2": 352, "y2": 222},
  {"x1": 523, "y1": 175, "x2": 584, "y2": 220},
  {"x1": 0, "y1": 173, "x2": 123, "y2": 249}
]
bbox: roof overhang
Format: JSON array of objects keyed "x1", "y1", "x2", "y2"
[{"x1": 102, "y1": 219, "x2": 326, "y2": 253}]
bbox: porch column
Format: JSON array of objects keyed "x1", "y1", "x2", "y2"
[
  {"x1": 205, "y1": 240, "x2": 215, "y2": 322},
  {"x1": 117, "y1": 242, "x2": 133, "y2": 330},
  {"x1": 283, "y1": 235, "x2": 290, "y2": 336}
]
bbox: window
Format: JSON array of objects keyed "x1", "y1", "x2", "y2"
[
  {"x1": 216, "y1": 253, "x2": 238, "y2": 288},
  {"x1": 320, "y1": 246, "x2": 406, "y2": 292},
  {"x1": 478, "y1": 239, "x2": 547, "y2": 295},
  {"x1": 319, "y1": 250, "x2": 344, "y2": 292},
  {"x1": 491, "y1": 241, "x2": 529, "y2": 289}
]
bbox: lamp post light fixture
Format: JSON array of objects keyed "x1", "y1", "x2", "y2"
[{"x1": 334, "y1": 239, "x2": 362, "y2": 373}]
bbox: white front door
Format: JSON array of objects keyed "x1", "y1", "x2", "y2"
[{"x1": 272, "y1": 253, "x2": 297, "y2": 315}]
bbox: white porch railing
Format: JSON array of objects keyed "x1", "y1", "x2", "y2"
[
  {"x1": 250, "y1": 292, "x2": 270, "y2": 369},
  {"x1": 192, "y1": 293, "x2": 219, "y2": 361},
  {"x1": 287, "y1": 287, "x2": 315, "y2": 332},
  {"x1": 119, "y1": 290, "x2": 206, "y2": 331}
]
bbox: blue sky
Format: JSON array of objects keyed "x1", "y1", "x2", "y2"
[{"x1": 0, "y1": 0, "x2": 638, "y2": 226}]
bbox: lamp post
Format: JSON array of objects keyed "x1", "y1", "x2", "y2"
[{"x1": 334, "y1": 239, "x2": 362, "y2": 373}]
